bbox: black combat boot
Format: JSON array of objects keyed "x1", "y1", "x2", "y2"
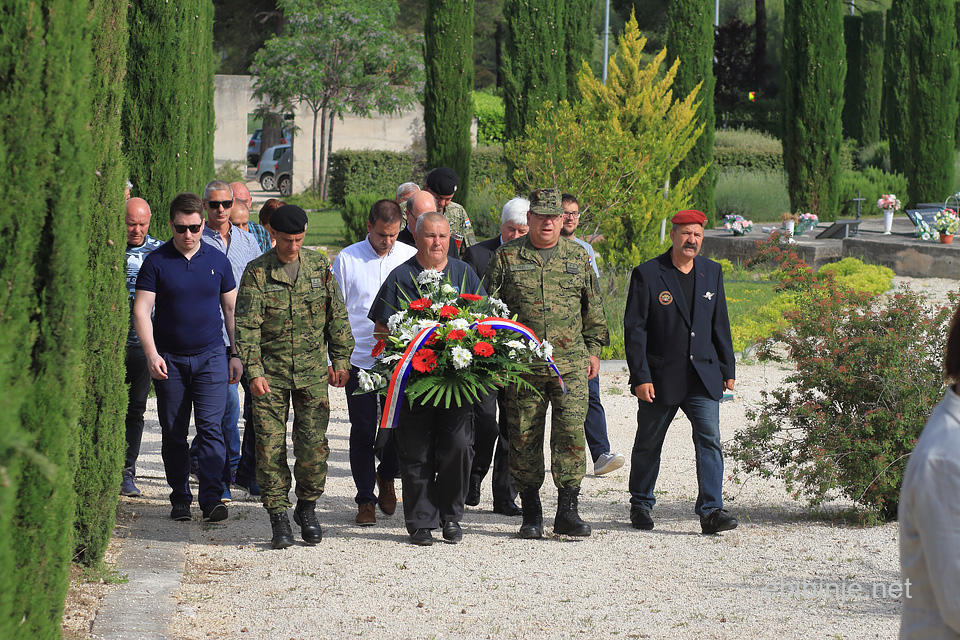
[
  {"x1": 518, "y1": 489, "x2": 543, "y2": 539},
  {"x1": 293, "y1": 500, "x2": 323, "y2": 545},
  {"x1": 270, "y1": 511, "x2": 294, "y2": 549},
  {"x1": 554, "y1": 486, "x2": 591, "y2": 537}
]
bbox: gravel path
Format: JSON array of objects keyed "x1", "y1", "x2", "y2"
[{"x1": 103, "y1": 276, "x2": 959, "y2": 640}]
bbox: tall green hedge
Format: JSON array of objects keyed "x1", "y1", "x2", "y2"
[
  {"x1": 860, "y1": 11, "x2": 885, "y2": 147},
  {"x1": 0, "y1": 0, "x2": 94, "y2": 636},
  {"x1": 883, "y1": 1, "x2": 910, "y2": 177},
  {"x1": 503, "y1": 0, "x2": 567, "y2": 140},
  {"x1": 124, "y1": 0, "x2": 215, "y2": 239},
  {"x1": 564, "y1": 0, "x2": 594, "y2": 101},
  {"x1": 842, "y1": 15, "x2": 864, "y2": 142},
  {"x1": 906, "y1": 0, "x2": 958, "y2": 205},
  {"x1": 74, "y1": 0, "x2": 129, "y2": 567},
  {"x1": 781, "y1": 0, "x2": 845, "y2": 220},
  {"x1": 667, "y1": 0, "x2": 716, "y2": 221},
  {"x1": 424, "y1": 0, "x2": 475, "y2": 205}
]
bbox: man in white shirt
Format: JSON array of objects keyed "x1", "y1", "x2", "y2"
[{"x1": 331, "y1": 200, "x2": 417, "y2": 526}]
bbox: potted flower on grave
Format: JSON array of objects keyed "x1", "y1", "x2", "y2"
[
  {"x1": 795, "y1": 212, "x2": 819, "y2": 236},
  {"x1": 358, "y1": 269, "x2": 560, "y2": 429},
  {"x1": 780, "y1": 211, "x2": 799, "y2": 236},
  {"x1": 877, "y1": 194, "x2": 901, "y2": 235},
  {"x1": 914, "y1": 219, "x2": 937, "y2": 242},
  {"x1": 933, "y1": 209, "x2": 958, "y2": 244},
  {"x1": 722, "y1": 214, "x2": 754, "y2": 236}
]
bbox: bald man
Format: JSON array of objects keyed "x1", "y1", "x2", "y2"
[
  {"x1": 231, "y1": 181, "x2": 271, "y2": 253},
  {"x1": 398, "y1": 190, "x2": 456, "y2": 258},
  {"x1": 122, "y1": 197, "x2": 164, "y2": 498}
]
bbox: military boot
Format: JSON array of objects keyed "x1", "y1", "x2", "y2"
[
  {"x1": 293, "y1": 500, "x2": 323, "y2": 545},
  {"x1": 518, "y1": 489, "x2": 543, "y2": 539},
  {"x1": 554, "y1": 486, "x2": 592, "y2": 537},
  {"x1": 270, "y1": 511, "x2": 294, "y2": 549}
]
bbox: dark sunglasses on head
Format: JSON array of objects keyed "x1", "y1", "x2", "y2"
[
  {"x1": 208, "y1": 199, "x2": 233, "y2": 209},
  {"x1": 173, "y1": 223, "x2": 203, "y2": 234}
]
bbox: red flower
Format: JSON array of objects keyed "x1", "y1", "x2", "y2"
[
  {"x1": 371, "y1": 339, "x2": 386, "y2": 358},
  {"x1": 459, "y1": 293, "x2": 483, "y2": 302},
  {"x1": 425, "y1": 333, "x2": 439, "y2": 346},
  {"x1": 447, "y1": 329, "x2": 466, "y2": 341},
  {"x1": 473, "y1": 341, "x2": 494, "y2": 357},
  {"x1": 408, "y1": 298, "x2": 432, "y2": 311},
  {"x1": 477, "y1": 324, "x2": 496, "y2": 338},
  {"x1": 411, "y1": 348, "x2": 437, "y2": 373},
  {"x1": 439, "y1": 305, "x2": 460, "y2": 319}
]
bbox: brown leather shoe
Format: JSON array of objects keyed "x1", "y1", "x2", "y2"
[
  {"x1": 355, "y1": 502, "x2": 376, "y2": 526},
  {"x1": 376, "y1": 473, "x2": 397, "y2": 515}
]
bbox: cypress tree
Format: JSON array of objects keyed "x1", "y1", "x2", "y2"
[
  {"x1": 74, "y1": 0, "x2": 130, "y2": 566},
  {"x1": 424, "y1": 0, "x2": 475, "y2": 204},
  {"x1": 666, "y1": 0, "x2": 716, "y2": 221},
  {"x1": 883, "y1": 0, "x2": 911, "y2": 176},
  {"x1": 860, "y1": 11, "x2": 885, "y2": 147},
  {"x1": 781, "y1": 0, "x2": 845, "y2": 219},
  {"x1": 0, "y1": 0, "x2": 94, "y2": 635},
  {"x1": 906, "y1": 0, "x2": 958, "y2": 205},
  {"x1": 503, "y1": 0, "x2": 566, "y2": 141},
  {"x1": 564, "y1": 0, "x2": 594, "y2": 101},
  {"x1": 842, "y1": 15, "x2": 864, "y2": 142}
]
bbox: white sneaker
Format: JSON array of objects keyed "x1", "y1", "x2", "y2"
[{"x1": 594, "y1": 452, "x2": 626, "y2": 475}]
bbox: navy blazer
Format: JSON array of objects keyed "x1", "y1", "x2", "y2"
[
  {"x1": 461, "y1": 235, "x2": 502, "y2": 279},
  {"x1": 623, "y1": 250, "x2": 735, "y2": 405}
]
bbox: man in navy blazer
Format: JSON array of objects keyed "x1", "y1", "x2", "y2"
[{"x1": 623, "y1": 209, "x2": 738, "y2": 535}]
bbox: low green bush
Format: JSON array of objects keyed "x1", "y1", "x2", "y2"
[
  {"x1": 214, "y1": 161, "x2": 246, "y2": 184},
  {"x1": 715, "y1": 168, "x2": 791, "y2": 222},
  {"x1": 340, "y1": 193, "x2": 382, "y2": 246},
  {"x1": 859, "y1": 140, "x2": 890, "y2": 173},
  {"x1": 472, "y1": 92, "x2": 505, "y2": 145},
  {"x1": 714, "y1": 127, "x2": 783, "y2": 171},
  {"x1": 715, "y1": 98, "x2": 780, "y2": 136},
  {"x1": 327, "y1": 151, "x2": 415, "y2": 206},
  {"x1": 818, "y1": 258, "x2": 894, "y2": 295},
  {"x1": 838, "y1": 167, "x2": 908, "y2": 217}
]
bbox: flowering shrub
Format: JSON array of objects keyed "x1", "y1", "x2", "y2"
[
  {"x1": 722, "y1": 214, "x2": 754, "y2": 235},
  {"x1": 877, "y1": 193, "x2": 901, "y2": 211},
  {"x1": 735, "y1": 239, "x2": 954, "y2": 519},
  {"x1": 934, "y1": 208, "x2": 959, "y2": 235},
  {"x1": 359, "y1": 269, "x2": 551, "y2": 408}
]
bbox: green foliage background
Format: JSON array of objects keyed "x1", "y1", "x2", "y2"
[
  {"x1": 859, "y1": 11, "x2": 885, "y2": 147},
  {"x1": 883, "y1": 0, "x2": 910, "y2": 181},
  {"x1": 841, "y1": 15, "x2": 864, "y2": 143}
]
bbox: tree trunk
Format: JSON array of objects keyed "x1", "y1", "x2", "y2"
[
  {"x1": 323, "y1": 110, "x2": 335, "y2": 201},
  {"x1": 753, "y1": 0, "x2": 767, "y2": 89},
  {"x1": 314, "y1": 106, "x2": 324, "y2": 199},
  {"x1": 261, "y1": 112, "x2": 283, "y2": 159}
]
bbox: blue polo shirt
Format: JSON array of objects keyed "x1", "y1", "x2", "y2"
[{"x1": 136, "y1": 241, "x2": 236, "y2": 355}]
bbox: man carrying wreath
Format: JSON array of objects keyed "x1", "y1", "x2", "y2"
[{"x1": 369, "y1": 212, "x2": 484, "y2": 546}]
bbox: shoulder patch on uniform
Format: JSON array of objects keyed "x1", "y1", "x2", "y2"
[
  {"x1": 510, "y1": 264, "x2": 536, "y2": 272},
  {"x1": 464, "y1": 218, "x2": 472, "y2": 228},
  {"x1": 565, "y1": 262, "x2": 579, "y2": 274},
  {"x1": 264, "y1": 284, "x2": 283, "y2": 293},
  {"x1": 311, "y1": 277, "x2": 323, "y2": 289}
]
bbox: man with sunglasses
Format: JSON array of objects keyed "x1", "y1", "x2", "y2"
[
  {"x1": 483, "y1": 188, "x2": 609, "y2": 540},
  {"x1": 202, "y1": 180, "x2": 262, "y2": 504},
  {"x1": 133, "y1": 192, "x2": 242, "y2": 523}
]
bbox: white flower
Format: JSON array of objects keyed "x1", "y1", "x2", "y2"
[
  {"x1": 416, "y1": 269, "x2": 444, "y2": 287},
  {"x1": 534, "y1": 340, "x2": 554, "y2": 360},
  {"x1": 416, "y1": 320, "x2": 438, "y2": 334},
  {"x1": 357, "y1": 369, "x2": 384, "y2": 392},
  {"x1": 451, "y1": 345, "x2": 473, "y2": 370},
  {"x1": 441, "y1": 283, "x2": 457, "y2": 296},
  {"x1": 447, "y1": 318, "x2": 470, "y2": 330},
  {"x1": 488, "y1": 297, "x2": 509, "y2": 317},
  {"x1": 381, "y1": 353, "x2": 402, "y2": 365},
  {"x1": 387, "y1": 310, "x2": 407, "y2": 333},
  {"x1": 505, "y1": 340, "x2": 528, "y2": 351},
  {"x1": 508, "y1": 349, "x2": 518, "y2": 359}
]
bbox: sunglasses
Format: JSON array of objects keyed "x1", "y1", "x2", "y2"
[
  {"x1": 173, "y1": 223, "x2": 203, "y2": 234},
  {"x1": 207, "y1": 199, "x2": 233, "y2": 209}
]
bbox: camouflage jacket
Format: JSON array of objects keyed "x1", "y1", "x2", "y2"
[
  {"x1": 483, "y1": 236, "x2": 609, "y2": 374},
  {"x1": 236, "y1": 248, "x2": 354, "y2": 389},
  {"x1": 400, "y1": 200, "x2": 477, "y2": 251}
]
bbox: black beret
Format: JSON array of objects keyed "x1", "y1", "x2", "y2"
[
  {"x1": 270, "y1": 205, "x2": 308, "y2": 234},
  {"x1": 425, "y1": 167, "x2": 458, "y2": 196}
]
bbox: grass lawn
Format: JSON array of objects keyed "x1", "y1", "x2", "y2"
[{"x1": 303, "y1": 209, "x2": 347, "y2": 257}]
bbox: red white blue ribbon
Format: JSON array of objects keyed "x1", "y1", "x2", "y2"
[{"x1": 378, "y1": 317, "x2": 565, "y2": 429}]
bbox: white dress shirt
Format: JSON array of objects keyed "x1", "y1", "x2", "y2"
[{"x1": 331, "y1": 235, "x2": 417, "y2": 369}]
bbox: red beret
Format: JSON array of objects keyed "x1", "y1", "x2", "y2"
[{"x1": 671, "y1": 209, "x2": 707, "y2": 226}]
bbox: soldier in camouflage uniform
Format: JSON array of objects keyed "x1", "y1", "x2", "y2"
[
  {"x1": 235, "y1": 205, "x2": 354, "y2": 549},
  {"x1": 399, "y1": 167, "x2": 476, "y2": 256},
  {"x1": 483, "y1": 188, "x2": 609, "y2": 539}
]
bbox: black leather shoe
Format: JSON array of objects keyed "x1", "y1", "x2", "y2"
[
  {"x1": 293, "y1": 500, "x2": 323, "y2": 545},
  {"x1": 518, "y1": 490, "x2": 543, "y2": 539},
  {"x1": 409, "y1": 528, "x2": 434, "y2": 546},
  {"x1": 465, "y1": 475, "x2": 481, "y2": 507},
  {"x1": 442, "y1": 521, "x2": 463, "y2": 543},
  {"x1": 493, "y1": 499, "x2": 522, "y2": 516},
  {"x1": 170, "y1": 501, "x2": 192, "y2": 521},
  {"x1": 630, "y1": 505, "x2": 654, "y2": 530},
  {"x1": 270, "y1": 511, "x2": 294, "y2": 549},
  {"x1": 701, "y1": 508, "x2": 738, "y2": 534},
  {"x1": 201, "y1": 502, "x2": 228, "y2": 522}
]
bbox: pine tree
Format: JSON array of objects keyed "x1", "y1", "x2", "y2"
[
  {"x1": 666, "y1": 0, "x2": 715, "y2": 221},
  {"x1": 503, "y1": 0, "x2": 567, "y2": 140},
  {"x1": 860, "y1": 11, "x2": 885, "y2": 147},
  {"x1": 564, "y1": 0, "x2": 594, "y2": 101},
  {"x1": 425, "y1": 0, "x2": 475, "y2": 204},
  {"x1": 781, "y1": 0, "x2": 845, "y2": 219},
  {"x1": 74, "y1": 0, "x2": 130, "y2": 567},
  {"x1": 842, "y1": 15, "x2": 864, "y2": 142},
  {"x1": 907, "y1": 0, "x2": 958, "y2": 204}
]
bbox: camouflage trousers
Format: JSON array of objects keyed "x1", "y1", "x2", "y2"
[
  {"x1": 504, "y1": 368, "x2": 588, "y2": 492},
  {"x1": 252, "y1": 383, "x2": 330, "y2": 514}
]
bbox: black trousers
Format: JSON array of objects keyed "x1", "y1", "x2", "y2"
[
  {"x1": 124, "y1": 345, "x2": 153, "y2": 473},
  {"x1": 471, "y1": 389, "x2": 517, "y2": 503},
  {"x1": 393, "y1": 398, "x2": 474, "y2": 534},
  {"x1": 234, "y1": 373, "x2": 258, "y2": 484}
]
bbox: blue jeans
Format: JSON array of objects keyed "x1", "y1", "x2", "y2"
[
  {"x1": 345, "y1": 366, "x2": 399, "y2": 505},
  {"x1": 154, "y1": 348, "x2": 227, "y2": 507},
  {"x1": 628, "y1": 391, "x2": 724, "y2": 517},
  {"x1": 221, "y1": 382, "x2": 241, "y2": 486},
  {"x1": 584, "y1": 375, "x2": 611, "y2": 462}
]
